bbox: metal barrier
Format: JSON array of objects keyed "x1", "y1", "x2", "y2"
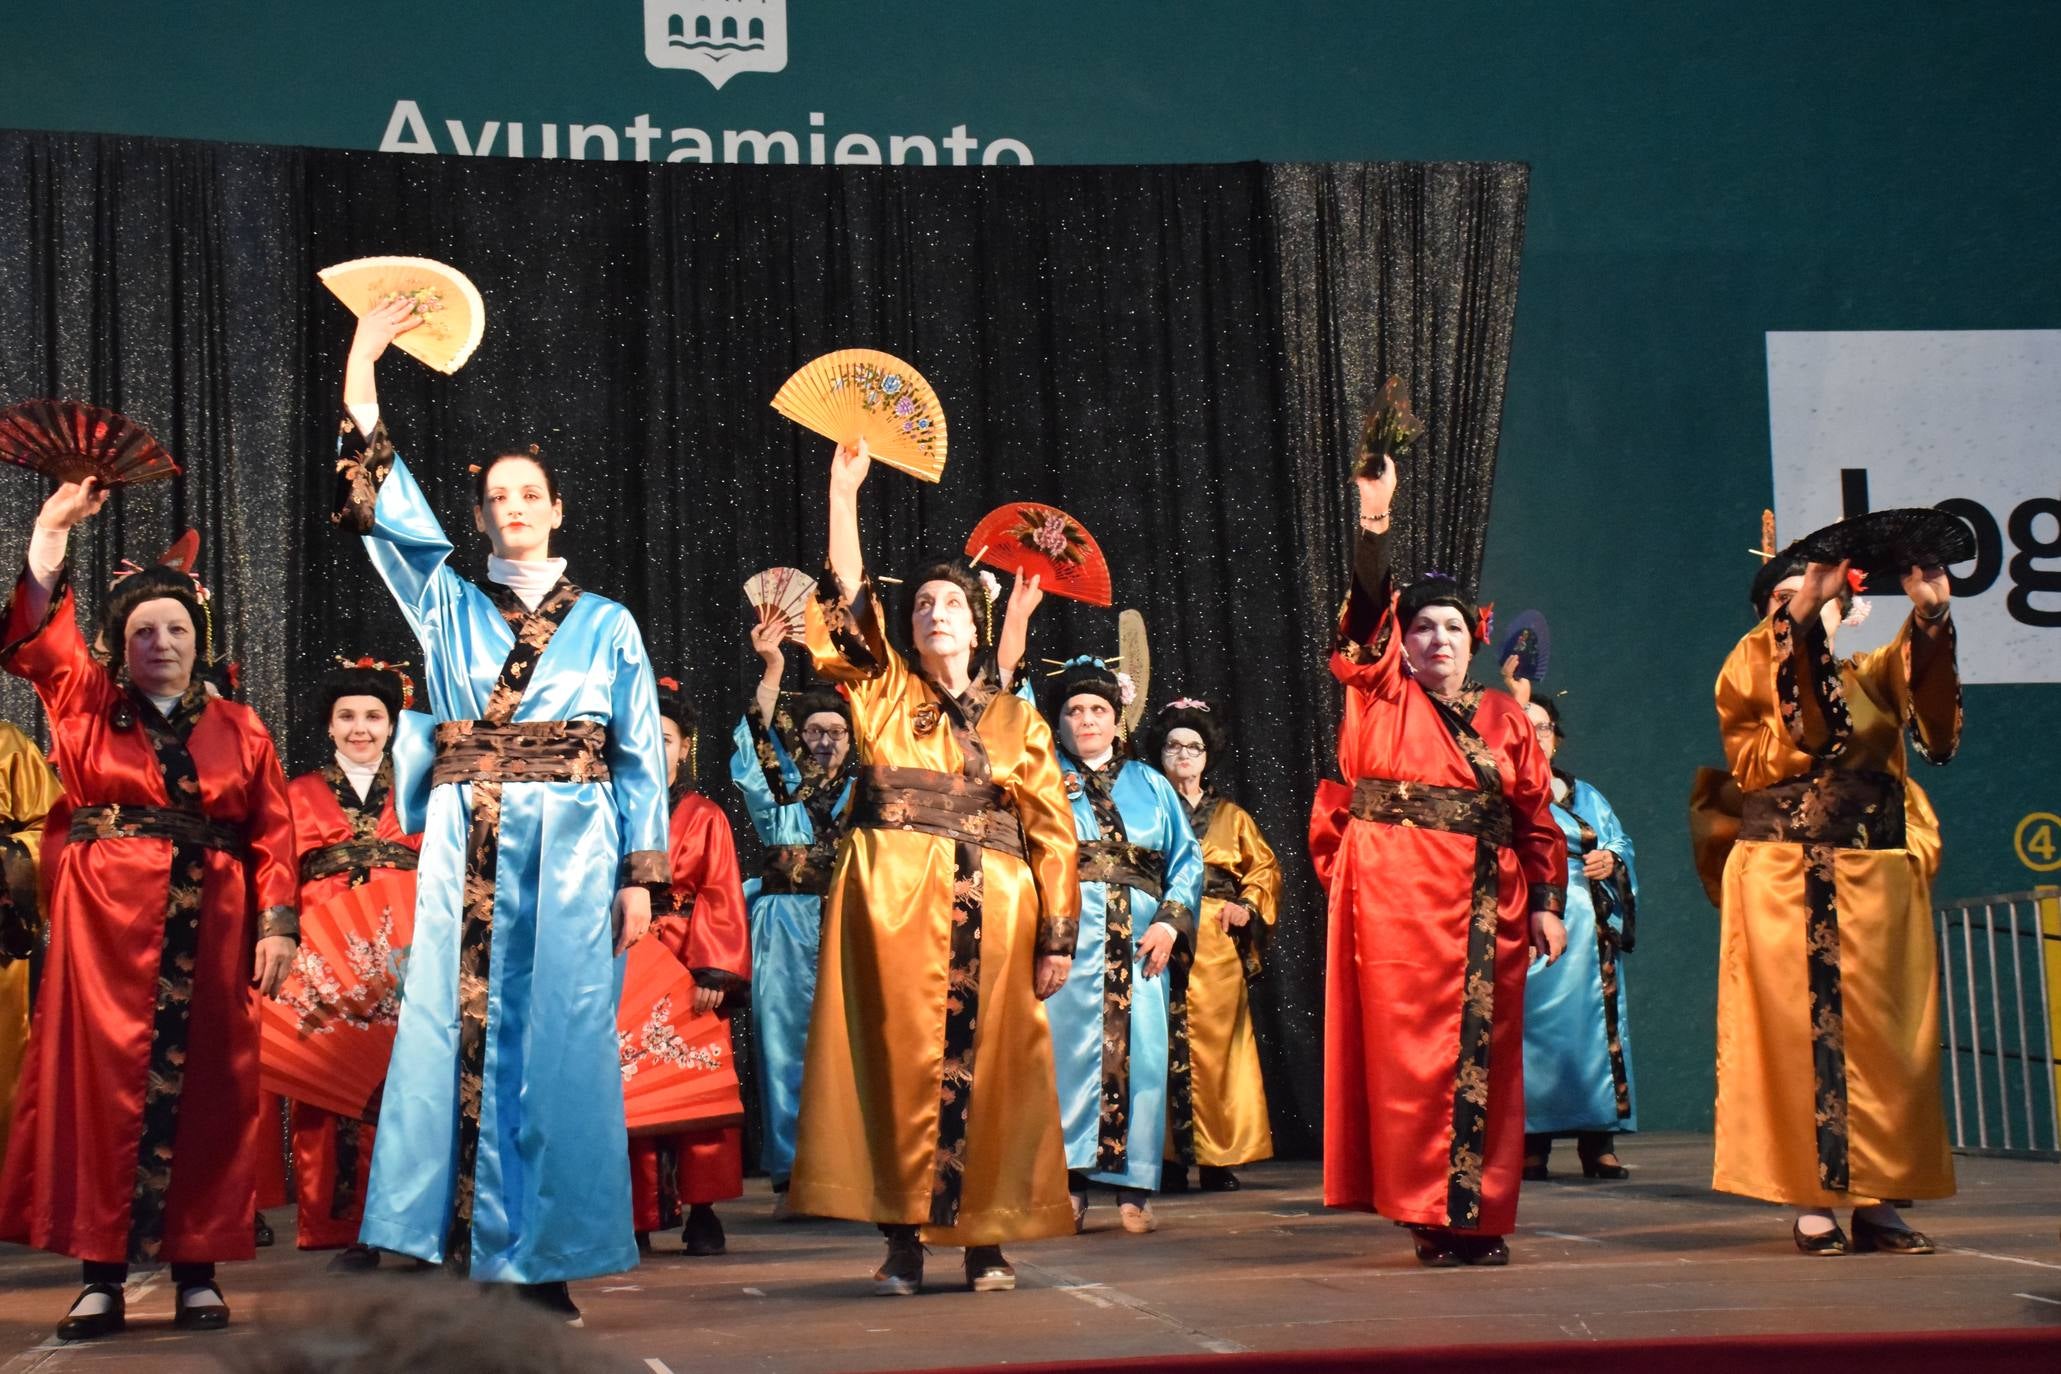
[{"x1": 1935, "y1": 888, "x2": 2061, "y2": 1158}]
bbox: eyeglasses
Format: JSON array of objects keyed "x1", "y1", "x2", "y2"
[
  {"x1": 1161, "y1": 741, "x2": 1207, "y2": 758},
  {"x1": 801, "y1": 726, "x2": 849, "y2": 744},
  {"x1": 1531, "y1": 723, "x2": 1556, "y2": 740}
]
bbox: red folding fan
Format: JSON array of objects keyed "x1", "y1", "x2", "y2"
[
  {"x1": 0, "y1": 400, "x2": 182, "y2": 488},
  {"x1": 259, "y1": 874, "x2": 417, "y2": 1122},
  {"x1": 965, "y1": 502, "x2": 1113, "y2": 607},
  {"x1": 618, "y1": 937, "x2": 743, "y2": 1136}
]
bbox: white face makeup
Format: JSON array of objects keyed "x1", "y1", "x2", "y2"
[
  {"x1": 329, "y1": 694, "x2": 393, "y2": 767},
  {"x1": 911, "y1": 578, "x2": 977, "y2": 665},
  {"x1": 124, "y1": 597, "x2": 197, "y2": 698},
  {"x1": 801, "y1": 710, "x2": 850, "y2": 771},
  {"x1": 1160, "y1": 726, "x2": 1207, "y2": 784},
  {"x1": 1402, "y1": 605, "x2": 1471, "y2": 694},
  {"x1": 1061, "y1": 693, "x2": 1118, "y2": 761},
  {"x1": 473, "y1": 455, "x2": 563, "y2": 561}
]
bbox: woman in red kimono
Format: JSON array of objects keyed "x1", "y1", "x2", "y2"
[
  {"x1": 0, "y1": 478, "x2": 298, "y2": 1338},
  {"x1": 629, "y1": 681, "x2": 752, "y2": 1256},
  {"x1": 284, "y1": 659, "x2": 422, "y2": 1269},
  {"x1": 1309, "y1": 452, "x2": 1567, "y2": 1267}
]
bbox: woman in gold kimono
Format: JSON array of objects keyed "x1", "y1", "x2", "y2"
[
  {"x1": 1712, "y1": 533, "x2": 1958, "y2": 1256},
  {"x1": 1144, "y1": 698, "x2": 1281, "y2": 1193},
  {"x1": 790, "y1": 438, "x2": 1081, "y2": 1296},
  {"x1": 0, "y1": 720, "x2": 63, "y2": 1169}
]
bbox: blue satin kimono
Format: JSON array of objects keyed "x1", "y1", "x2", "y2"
[
  {"x1": 1522, "y1": 776, "x2": 1640, "y2": 1135},
  {"x1": 355, "y1": 452, "x2": 670, "y2": 1283},
  {"x1": 1048, "y1": 753, "x2": 1204, "y2": 1191},
  {"x1": 728, "y1": 715, "x2": 851, "y2": 1185}
]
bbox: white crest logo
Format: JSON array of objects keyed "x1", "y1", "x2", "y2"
[{"x1": 645, "y1": 1, "x2": 789, "y2": 89}]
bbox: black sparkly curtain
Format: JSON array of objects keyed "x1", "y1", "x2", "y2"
[{"x1": 0, "y1": 130, "x2": 1528, "y2": 1160}]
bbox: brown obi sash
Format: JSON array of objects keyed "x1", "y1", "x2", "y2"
[
  {"x1": 1077, "y1": 839, "x2": 1166, "y2": 900},
  {"x1": 850, "y1": 764, "x2": 1026, "y2": 863},
  {"x1": 1349, "y1": 775, "x2": 1514, "y2": 849},
  {"x1": 1202, "y1": 863, "x2": 1242, "y2": 903},
  {"x1": 1739, "y1": 769, "x2": 1906, "y2": 850},
  {"x1": 70, "y1": 803, "x2": 243, "y2": 853},
  {"x1": 759, "y1": 842, "x2": 839, "y2": 896},
  {"x1": 430, "y1": 720, "x2": 611, "y2": 788},
  {"x1": 299, "y1": 840, "x2": 421, "y2": 884}
]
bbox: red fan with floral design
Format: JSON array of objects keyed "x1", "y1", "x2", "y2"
[
  {"x1": 0, "y1": 400, "x2": 182, "y2": 488},
  {"x1": 618, "y1": 937, "x2": 743, "y2": 1136},
  {"x1": 965, "y1": 502, "x2": 1113, "y2": 607},
  {"x1": 259, "y1": 874, "x2": 417, "y2": 1122}
]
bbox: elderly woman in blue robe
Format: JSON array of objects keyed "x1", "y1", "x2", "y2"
[{"x1": 336, "y1": 298, "x2": 670, "y2": 1321}]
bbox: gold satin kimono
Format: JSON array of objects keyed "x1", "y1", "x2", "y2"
[
  {"x1": 788, "y1": 579, "x2": 1081, "y2": 1245},
  {"x1": 0, "y1": 720, "x2": 63, "y2": 1167},
  {"x1": 1711, "y1": 607, "x2": 1960, "y2": 1208},
  {"x1": 1181, "y1": 796, "x2": 1281, "y2": 1168}
]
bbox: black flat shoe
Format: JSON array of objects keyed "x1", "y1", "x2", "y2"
[
  {"x1": 253, "y1": 1213, "x2": 274, "y2": 1247},
  {"x1": 1160, "y1": 1163, "x2": 1190, "y2": 1193},
  {"x1": 1521, "y1": 1162, "x2": 1550, "y2": 1182},
  {"x1": 55, "y1": 1284, "x2": 125, "y2": 1342},
  {"x1": 1198, "y1": 1166, "x2": 1241, "y2": 1192},
  {"x1": 173, "y1": 1281, "x2": 231, "y2": 1331},
  {"x1": 1457, "y1": 1234, "x2": 1510, "y2": 1266},
  {"x1": 1851, "y1": 1214, "x2": 1934, "y2": 1254},
  {"x1": 514, "y1": 1281, "x2": 582, "y2": 1324},
  {"x1": 1579, "y1": 1156, "x2": 1630, "y2": 1180},
  {"x1": 326, "y1": 1243, "x2": 380, "y2": 1272},
  {"x1": 1408, "y1": 1225, "x2": 1462, "y2": 1268},
  {"x1": 682, "y1": 1204, "x2": 726, "y2": 1257},
  {"x1": 1792, "y1": 1218, "x2": 1849, "y2": 1256}
]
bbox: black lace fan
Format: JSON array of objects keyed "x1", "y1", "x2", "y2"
[{"x1": 0, "y1": 400, "x2": 182, "y2": 487}]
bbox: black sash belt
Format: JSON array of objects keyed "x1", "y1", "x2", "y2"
[
  {"x1": 850, "y1": 765, "x2": 1026, "y2": 863},
  {"x1": 1202, "y1": 863, "x2": 1242, "y2": 902},
  {"x1": 299, "y1": 840, "x2": 420, "y2": 884},
  {"x1": 1076, "y1": 839, "x2": 1165, "y2": 900},
  {"x1": 759, "y1": 842, "x2": 838, "y2": 896},
  {"x1": 1738, "y1": 770, "x2": 1905, "y2": 849},
  {"x1": 1349, "y1": 775, "x2": 1514, "y2": 849},
  {"x1": 430, "y1": 720, "x2": 611, "y2": 787},
  {"x1": 71, "y1": 804, "x2": 243, "y2": 853}
]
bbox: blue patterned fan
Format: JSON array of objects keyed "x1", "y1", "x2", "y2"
[{"x1": 1497, "y1": 610, "x2": 1551, "y2": 687}]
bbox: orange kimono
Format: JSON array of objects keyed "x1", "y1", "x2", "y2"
[
  {"x1": 1712, "y1": 605, "x2": 1960, "y2": 1207},
  {"x1": 284, "y1": 761, "x2": 420, "y2": 1248},
  {"x1": 788, "y1": 576, "x2": 1080, "y2": 1245},
  {"x1": 629, "y1": 788, "x2": 751, "y2": 1229}
]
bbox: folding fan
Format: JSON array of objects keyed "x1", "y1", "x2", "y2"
[
  {"x1": 744, "y1": 565, "x2": 817, "y2": 631},
  {"x1": 259, "y1": 873, "x2": 418, "y2": 1122},
  {"x1": 1356, "y1": 375, "x2": 1424, "y2": 476},
  {"x1": 1497, "y1": 610, "x2": 1551, "y2": 687},
  {"x1": 618, "y1": 937, "x2": 744, "y2": 1136},
  {"x1": 1117, "y1": 609, "x2": 1151, "y2": 734},
  {"x1": 770, "y1": 349, "x2": 948, "y2": 483},
  {"x1": 965, "y1": 503, "x2": 1113, "y2": 607},
  {"x1": 0, "y1": 400, "x2": 182, "y2": 488},
  {"x1": 318, "y1": 256, "x2": 486, "y2": 374}
]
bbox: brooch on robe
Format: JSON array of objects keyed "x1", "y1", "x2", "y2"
[{"x1": 912, "y1": 703, "x2": 942, "y2": 737}]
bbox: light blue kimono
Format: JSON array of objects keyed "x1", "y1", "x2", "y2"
[
  {"x1": 1048, "y1": 752, "x2": 1204, "y2": 1191},
  {"x1": 727, "y1": 714, "x2": 851, "y2": 1184},
  {"x1": 355, "y1": 451, "x2": 670, "y2": 1283},
  {"x1": 1522, "y1": 775, "x2": 1640, "y2": 1135}
]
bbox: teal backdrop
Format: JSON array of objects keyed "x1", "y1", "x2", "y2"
[{"x1": 4, "y1": 2, "x2": 2058, "y2": 1135}]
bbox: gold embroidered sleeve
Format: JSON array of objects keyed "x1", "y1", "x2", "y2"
[
  {"x1": 620, "y1": 848, "x2": 669, "y2": 890},
  {"x1": 258, "y1": 905, "x2": 300, "y2": 942},
  {"x1": 332, "y1": 412, "x2": 398, "y2": 534}
]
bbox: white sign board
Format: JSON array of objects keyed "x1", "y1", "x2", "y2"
[{"x1": 1766, "y1": 330, "x2": 2061, "y2": 684}]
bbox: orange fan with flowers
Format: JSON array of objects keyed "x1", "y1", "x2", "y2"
[
  {"x1": 618, "y1": 937, "x2": 743, "y2": 1136},
  {"x1": 965, "y1": 502, "x2": 1113, "y2": 607},
  {"x1": 770, "y1": 349, "x2": 948, "y2": 483},
  {"x1": 259, "y1": 874, "x2": 417, "y2": 1122}
]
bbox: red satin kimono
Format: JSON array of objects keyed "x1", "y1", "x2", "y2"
[
  {"x1": 0, "y1": 576, "x2": 299, "y2": 1264},
  {"x1": 629, "y1": 788, "x2": 751, "y2": 1231},
  {"x1": 1310, "y1": 552, "x2": 1565, "y2": 1237},
  {"x1": 284, "y1": 763, "x2": 421, "y2": 1248}
]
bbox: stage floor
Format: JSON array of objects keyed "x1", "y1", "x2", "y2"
[{"x1": 4, "y1": 1133, "x2": 2060, "y2": 1371}]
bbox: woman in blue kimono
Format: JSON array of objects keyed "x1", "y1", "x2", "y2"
[
  {"x1": 1518, "y1": 697, "x2": 1639, "y2": 1180},
  {"x1": 1044, "y1": 657, "x2": 1203, "y2": 1236},
  {"x1": 730, "y1": 607, "x2": 855, "y2": 1212},
  {"x1": 336, "y1": 298, "x2": 670, "y2": 1318}
]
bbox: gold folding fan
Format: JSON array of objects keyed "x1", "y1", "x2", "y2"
[
  {"x1": 318, "y1": 256, "x2": 486, "y2": 374},
  {"x1": 770, "y1": 349, "x2": 948, "y2": 483}
]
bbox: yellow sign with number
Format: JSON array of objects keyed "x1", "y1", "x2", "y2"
[{"x1": 2015, "y1": 812, "x2": 2061, "y2": 873}]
